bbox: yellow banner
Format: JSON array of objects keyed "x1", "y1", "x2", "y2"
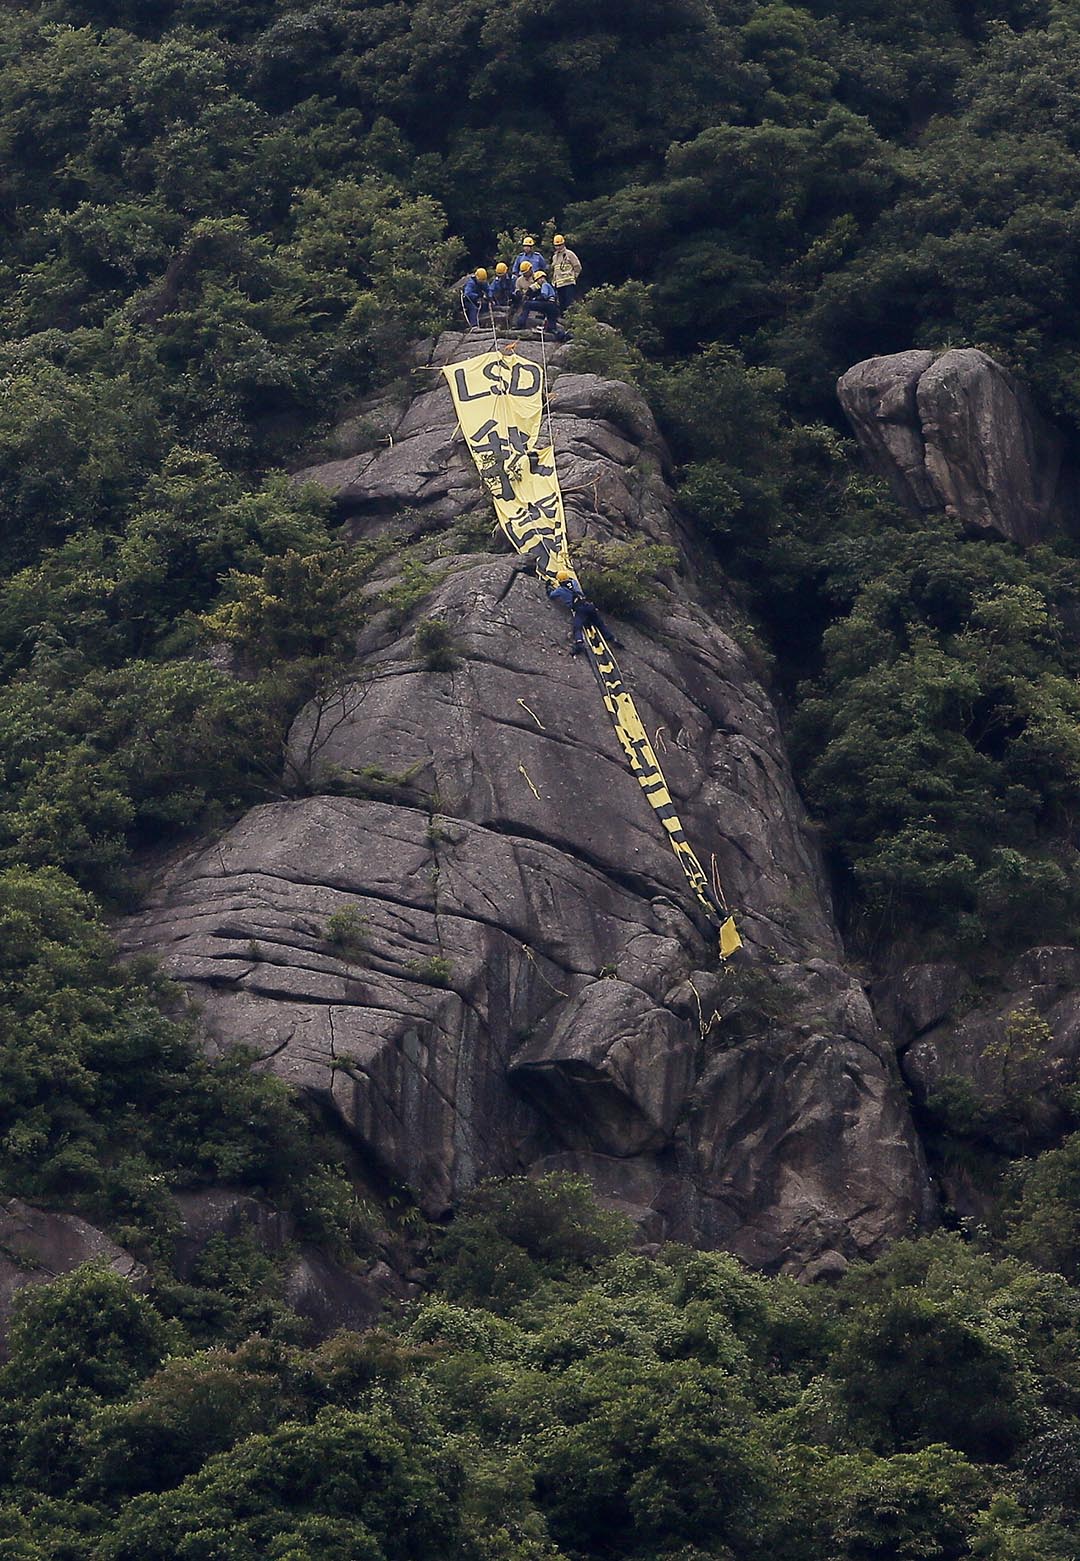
[
  {"x1": 443, "y1": 348, "x2": 739, "y2": 954},
  {"x1": 444, "y1": 350, "x2": 569, "y2": 576},
  {"x1": 583, "y1": 626, "x2": 736, "y2": 937}
]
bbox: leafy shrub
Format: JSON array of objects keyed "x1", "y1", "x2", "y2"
[
  {"x1": 574, "y1": 538, "x2": 678, "y2": 617},
  {"x1": 412, "y1": 617, "x2": 459, "y2": 671},
  {"x1": 198, "y1": 544, "x2": 370, "y2": 668},
  {"x1": 1002, "y1": 1130, "x2": 1080, "y2": 1283},
  {"x1": 792, "y1": 533, "x2": 1080, "y2": 950},
  {"x1": 406, "y1": 954, "x2": 454, "y2": 988},
  {"x1": 434, "y1": 1173, "x2": 632, "y2": 1311},
  {"x1": 325, "y1": 906, "x2": 371, "y2": 959},
  {"x1": 565, "y1": 311, "x2": 648, "y2": 384},
  {"x1": 0, "y1": 656, "x2": 284, "y2": 895},
  {"x1": 0, "y1": 866, "x2": 369, "y2": 1257},
  {"x1": 378, "y1": 559, "x2": 441, "y2": 629},
  {"x1": 829, "y1": 1289, "x2": 1027, "y2": 1462}
]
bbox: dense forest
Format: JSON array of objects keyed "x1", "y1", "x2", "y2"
[{"x1": 4, "y1": 0, "x2": 1080, "y2": 1553}]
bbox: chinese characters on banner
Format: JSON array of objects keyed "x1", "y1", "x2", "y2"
[{"x1": 444, "y1": 351, "x2": 570, "y2": 577}]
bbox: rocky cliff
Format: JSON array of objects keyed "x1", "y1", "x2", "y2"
[
  {"x1": 839, "y1": 347, "x2": 1080, "y2": 1224},
  {"x1": 837, "y1": 347, "x2": 1076, "y2": 546},
  {"x1": 120, "y1": 332, "x2": 936, "y2": 1278}
]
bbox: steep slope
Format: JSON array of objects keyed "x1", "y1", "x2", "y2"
[{"x1": 121, "y1": 334, "x2": 934, "y2": 1275}]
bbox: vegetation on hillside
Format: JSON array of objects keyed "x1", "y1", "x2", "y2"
[
  {"x1": 3, "y1": 1, "x2": 1080, "y2": 1553},
  {"x1": 0, "y1": 1176, "x2": 1073, "y2": 1556}
]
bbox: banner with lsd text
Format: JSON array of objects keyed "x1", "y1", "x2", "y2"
[
  {"x1": 444, "y1": 350, "x2": 569, "y2": 576},
  {"x1": 443, "y1": 348, "x2": 740, "y2": 956}
]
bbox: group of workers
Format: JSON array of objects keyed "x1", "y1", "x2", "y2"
[
  {"x1": 461, "y1": 233, "x2": 582, "y2": 340},
  {"x1": 460, "y1": 237, "x2": 615, "y2": 652}
]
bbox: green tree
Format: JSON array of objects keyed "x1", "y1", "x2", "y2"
[
  {"x1": 100, "y1": 1404, "x2": 467, "y2": 1561},
  {"x1": 1002, "y1": 1131, "x2": 1080, "y2": 1282},
  {"x1": 0, "y1": 1266, "x2": 175, "y2": 1495},
  {"x1": 434, "y1": 1175, "x2": 632, "y2": 1313}
]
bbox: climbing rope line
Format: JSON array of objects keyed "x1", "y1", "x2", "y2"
[
  {"x1": 687, "y1": 977, "x2": 724, "y2": 1041},
  {"x1": 518, "y1": 762, "x2": 542, "y2": 801},
  {"x1": 539, "y1": 326, "x2": 557, "y2": 461},
  {"x1": 520, "y1": 943, "x2": 570, "y2": 999}
]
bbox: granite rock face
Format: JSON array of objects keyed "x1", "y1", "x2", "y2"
[
  {"x1": 901, "y1": 947, "x2": 1080, "y2": 1149},
  {"x1": 838, "y1": 347, "x2": 1073, "y2": 545},
  {"x1": 121, "y1": 332, "x2": 934, "y2": 1276},
  {"x1": 0, "y1": 1200, "x2": 142, "y2": 1345},
  {"x1": 836, "y1": 348, "x2": 940, "y2": 513},
  {"x1": 172, "y1": 1189, "x2": 410, "y2": 1335},
  {"x1": 0, "y1": 1192, "x2": 406, "y2": 1346}
]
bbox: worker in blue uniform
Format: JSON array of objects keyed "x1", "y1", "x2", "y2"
[{"x1": 461, "y1": 268, "x2": 491, "y2": 327}]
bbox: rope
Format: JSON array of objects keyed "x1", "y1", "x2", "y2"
[
  {"x1": 520, "y1": 943, "x2": 569, "y2": 998},
  {"x1": 711, "y1": 854, "x2": 729, "y2": 914},
  {"x1": 687, "y1": 977, "x2": 723, "y2": 1041},
  {"x1": 518, "y1": 763, "x2": 542, "y2": 800},
  {"x1": 539, "y1": 326, "x2": 556, "y2": 459}
]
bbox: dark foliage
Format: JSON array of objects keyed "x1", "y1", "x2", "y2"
[{"x1": 3, "y1": 2, "x2": 1080, "y2": 1555}]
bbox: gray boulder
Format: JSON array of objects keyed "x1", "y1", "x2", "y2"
[
  {"x1": 0, "y1": 1200, "x2": 141, "y2": 1347},
  {"x1": 838, "y1": 347, "x2": 1073, "y2": 545},
  {"x1": 509, "y1": 979, "x2": 695, "y2": 1156},
  {"x1": 172, "y1": 1189, "x2": 409, "y2": 1335},
  {"x1": 874, "y1": 962, "x2": 972, "y2": 1048},
  {"x1": 836, "y1": 349, "x2": 939, "y2": 512}
]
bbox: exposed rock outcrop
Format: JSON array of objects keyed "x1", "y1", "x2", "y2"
[
  {"x1": 121, "y1": 333, "x2": 935, "y2": 1275},
  {"x1": 900, "y1": 947, "x2": 1080, "y2": 1149},
  {"x1": 0, "y1": 1190, "x2": 409, "y2": 1346},
  {"x1": 510, "y1": 979, "x2": 694, "y2": 1157},
  {"x1": 838, "y1": 347, "x2": 1073, "y2": 545},
  {"x1": 173, "y1": 1189, "x2": 410, "y2": 1335},
  {"x1": 873, "y1": 962, "x2": 972, "y2": 1049},
  {"x1": 0, "y1": 1200, "x2": 142, "y2": 1346}
]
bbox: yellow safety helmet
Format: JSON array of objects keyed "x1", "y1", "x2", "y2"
[
  {"x1": 519, "y1": 260, "x2": 532, "y2": 274},
  {"x1": 474, "y1": 267, "x2": 488, "y2": 281},
  {"x1": 523, "y1": 236, "x2": 536, "y2": 246},
  {"x1": 534, "y1": 270, "x2": 547, "y2": 278},
  {"x1": 495, "y1": 262, "x2": 508, "y2": 275},
  {"x1": 556, "y1": 568, "x2": 573, "y2": 583},
  {"x1": 553, "y1": 234, "x2": 566, "y2": 246}
]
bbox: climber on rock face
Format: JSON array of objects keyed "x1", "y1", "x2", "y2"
[
  {"x1": 511, "y1": 236, "x2": 547, "y2": 280},
  {"x1": 570, "y1": 593, "x2": 622, "y2": 654},
  {"x1": 461, "y1": 268, "x2": 492, "y2": 328},
  {"x1": 545, "y1": 566, "x2": 582, "y2": 606},
  {"x1": 546, "y1": 568, "x2": 623, "y2": 654}
]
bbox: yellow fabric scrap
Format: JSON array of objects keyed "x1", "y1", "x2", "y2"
[{"x1": 719, "y1": 917, "x2": 743, "y2": 960}]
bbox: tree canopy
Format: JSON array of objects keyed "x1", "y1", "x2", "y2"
[{"x1": 2, "y1": 2, "x2": 1080, "y2": 1555}]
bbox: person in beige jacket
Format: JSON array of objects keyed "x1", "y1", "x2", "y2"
[{"x1": 550, "y1": 235, "x2": 582, "y2": 312}]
